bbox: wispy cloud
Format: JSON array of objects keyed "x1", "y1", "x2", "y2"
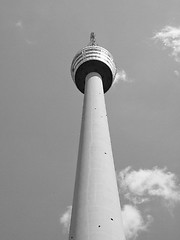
[
  {"x1": 60, "y1": 206, "x2": 72, "y2": 234},
  {"x1": 122, "y1": 204, "x2": 153, "y2": 240},
  {"x1": 174, "y1": 70, "x2": 180, "y2": 77},
  {"x1": 118, "y1": 167, "x2": 180, "y2": 208},
  {"x1": 25, "y1": 39, "x2": 37, "y2": 45},
  {"x1": 15, "y1": 20, "x2": 37, "y2": 45},
  {"x1": 113, "y1": 69, "x2": 133, "y2": 85},
  {"x1": 15, "y1": 20, "x2": 23, "y2": 30},
  {"x1": 153, "y1": 26, "x2": 180, "y2": 62}
]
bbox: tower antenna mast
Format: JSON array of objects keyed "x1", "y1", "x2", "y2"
[{"x1": 89, "y1": 32, "x2": 97, "y2": 46}]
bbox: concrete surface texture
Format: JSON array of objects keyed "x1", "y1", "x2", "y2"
[{"x1": 69, "y1": 73, "x2": 125, "y2": 240}]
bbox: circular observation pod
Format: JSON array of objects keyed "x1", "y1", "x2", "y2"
[{"x1": 71, "y1": 45, "x2": 116, "y2": 93}]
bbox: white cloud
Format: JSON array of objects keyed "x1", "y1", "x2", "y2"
[
  {"x1": 15, "y1": 20, "x2": 37, "y2": 46},
  {"x1": 113, "y1": 69, "x2": 133, "y2": 85},
  {"x1": 60, "y1": 206, "x2": 72, "y2": 234},
  {"x1": 118, "y1": 167, "x2": 180, "y2": 208},
  {"x1": 15, "y1": 20, "x2": 23, "y2": 30},
  {"x1": 122, "y1": 204, "x2": 153, "y2": 240},
  {"x1": 153, "y1": 26, "x2": 180, "y2": 62},
  {"x1": 174, "y1": 70, "x2": 180, "y2": 77},
  {"x1": 25, "y1": 39, "x2": 37, "y2": 45}
]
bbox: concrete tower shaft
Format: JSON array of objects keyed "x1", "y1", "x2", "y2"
[{"x1": 69, "y1": 34, "x2": 126, "y2": 240}]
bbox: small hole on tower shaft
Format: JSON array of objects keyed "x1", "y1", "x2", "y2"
[
  {"x1": 111, "y1": 218, "x2": 113, "y2": 221},
  {"x1": 104, "y1": 152, "x2": 107, "y2": 154},
  {"x1": 98, "y1": 225, "x2": 101, "y2": 228},
  {"x1": 70, "y1": 237, "x2": 73, "y2": 239}
]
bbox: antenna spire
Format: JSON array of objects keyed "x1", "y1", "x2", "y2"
[{"x1": 89, "y1": 32, "x2": 97, "y2": 46}]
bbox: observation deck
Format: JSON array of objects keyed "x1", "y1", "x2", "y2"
[{"x1": 71, "y1": 33, "x2": 116, "y2": 93}]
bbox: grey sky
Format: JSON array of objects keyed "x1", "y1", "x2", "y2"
[{"x1": 0, "y1": 1, "x2": 180, "y2": 240}]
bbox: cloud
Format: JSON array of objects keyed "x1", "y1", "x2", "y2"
[
  {"x1": 153, "y1": 26, "x2": 180, "y2": 62},
  {"x1": 15, "y1": 20, "x2": 23, "y2": 30},
  {"x1": 25, "y1": 39, "x2": 37, "y2": 45},
  {"x1": 122, "y1": 204, "x2": 153, "y2": 240},
  {"x1": 60, "y1": 206, "x2": 72, "y2": 234},
  {"x1": 113, "y1": 69, "x2": 133, "y2": 85},
  {"x1": 15, "y1": 20, "x2": 37, "y2": 46},
  {"x1": 118, "y1": 167, "x2": 180, "y2": 208},
  {"x1": 174, "y1": 70, "x2": 180, "y2": 77}
]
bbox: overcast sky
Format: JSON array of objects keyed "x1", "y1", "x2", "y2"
[{"x1": 0, "y1": 1, "x2": 180, "y2": 240}]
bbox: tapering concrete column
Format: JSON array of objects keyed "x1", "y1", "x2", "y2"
[{"x1": 69, "y1": 72, "x2": 125, "y2": 240}]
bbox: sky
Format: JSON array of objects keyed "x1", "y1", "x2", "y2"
[{"x1": 0, "y1": 0, "x2": 180, "y2": 240}]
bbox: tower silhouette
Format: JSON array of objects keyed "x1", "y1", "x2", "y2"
[{"x1": 69, "y1": 33, "x2": 125, "y2": 240}]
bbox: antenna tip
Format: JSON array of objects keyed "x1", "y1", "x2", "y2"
[{"x1": 89, "y1": 32, "x2": 97, "y2": 46}]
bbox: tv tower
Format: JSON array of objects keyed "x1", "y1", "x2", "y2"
[{"x1": 69, "y1": 33, "x2": 126, "y2": 240}]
